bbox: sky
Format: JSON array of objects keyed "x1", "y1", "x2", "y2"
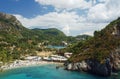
[{"x1": 0, "y1": 0, "x2": 120, "y2": 36}]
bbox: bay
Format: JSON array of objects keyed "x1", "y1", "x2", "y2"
[
  {"x1": 47, "y1": 45, "x2": 65, "y2": 49},
  {"x1": 0, "y1": 64, "x2": 119, "y2": 79}
]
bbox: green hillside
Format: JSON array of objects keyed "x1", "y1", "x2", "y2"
[
  {"x1": 0, "y1": 12, "x2": 91, "y2": 63},
  {"x1": 32, "y1": 28, "x2": 67, "y2": 45},
  {"x1": 66, "y1": 17, "x2": 120, "y2": 62},
  {"x1": 0, "y1": 12, "x2": 67, "y2": 63}
]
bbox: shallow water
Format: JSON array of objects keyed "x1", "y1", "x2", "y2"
[
  {"x1": 47, "y1": 45, "x2": 65, "y2": 49},
  {"x1": 0, "y1": 64, "x2": 119, "y2": 79}
]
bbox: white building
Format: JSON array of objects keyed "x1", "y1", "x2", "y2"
[
  {"x1": 25, "y1": 56, "x2": 41, "y2": 61},
  {"x1": 64, "y1": 52, "x2": 72, "y2": 58}
]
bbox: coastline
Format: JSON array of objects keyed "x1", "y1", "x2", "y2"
[{"x1": 0, "y1": 60, "x2": 63, "y2": 72}]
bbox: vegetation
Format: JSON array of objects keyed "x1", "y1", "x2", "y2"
[
  {"x1": 0, "y1": 12, "x2": 90, "y2": 64},
  {"x1": 0, "y1": 13, "x2": 64, "y2": 63},
  {"x1": 31, "y1": 28, "x2": 67, "y2": 45},
  {"x1": 65, "y1": 17, "x2": 120, "y2": 62}
]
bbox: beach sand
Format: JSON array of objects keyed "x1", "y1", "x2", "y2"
[
  {"x1": 37, "y1": 51, "x2": 54, "y2": 57},
  {"x1": 0, "y1": 60, "x2": 63, "y2": 71}
]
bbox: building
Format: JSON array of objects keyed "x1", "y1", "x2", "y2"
[
  {"x1": 64, "y1": 52, "x2": 72, "y2": 58},
  {"x1": 25, "y1": 56, "x2": 41, "y2": 61},
  {"x1": 43, "y1": 55, "x2": 67, "y2": 62}
]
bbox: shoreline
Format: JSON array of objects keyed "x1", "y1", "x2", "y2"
[{"x1": 0, "y1": 60, "x2": 63, "y2": 72}]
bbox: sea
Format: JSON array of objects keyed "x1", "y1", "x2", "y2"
[
  {"x1": 47, "y1": 45, "x2": 65, "y2": 49},
  {"x1": 0, "y1": 64, "x2": 119, "y2": 79}
]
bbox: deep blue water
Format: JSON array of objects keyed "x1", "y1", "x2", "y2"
[{"x1": 0, "y1": 64, "x2": 119, "y2": 79}]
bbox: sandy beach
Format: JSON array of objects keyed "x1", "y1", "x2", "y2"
[{"x1": 0, "y1": 60, "x2": 63, "y2": 71}]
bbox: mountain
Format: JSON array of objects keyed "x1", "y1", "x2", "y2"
[
  {"x1": 0, "y1": 12, "x2": 90, "y2": 46},
  {"x1": 0, "y1": 12, "x2": 91, "y2": 63},
  {"x1": 64, "y1": 17, "x2": 120, "y2": 76},
  {"x1": 0, "y1": 12, "x2": 27, "y2": 34},
  {"x1": 0, "y1": 12, "x2": 67, "y2": 63},
  {"x1": 0, "y1": 12, "x2": 67, "y2": 45},
  {"x1": 68, "y1": 17, "x2": 120, "y2": 62},
  {"x1": 0, "y1": 13, "x2": 29, "y2": 46},
  {"x1": 0, "y1": 12, "x2": 38, "y2": 62},
  {"x1": 0, "y1": 12, "x2": 81, "y2": 62},
  {"x1": 32, "y1": 28, "x2": 67, "y2": 45},
  {"x1": 32, "y1": 28, "x2": 66, "y2": 37},
  {"x1": 75, "y1": 34, "x2": 91, "y2": 41}
]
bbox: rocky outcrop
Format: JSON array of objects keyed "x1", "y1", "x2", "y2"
[
  {"x1": 64, "y1": 17, "x2": 120, "y2": 77},
  {"x1": 112, "y1": 23, "x2": 120, "y2": 36},
  {"x1": 110, "y1": 50, "x2": 120, "y2": 72},
  {"x1": 86, "y1": 60, "x2": 112, "y2": 76},
  {"x1": 0, "y1": 12, "x2": 24, "y2": 31},
  {"x1": 65, "y1": 61, "x2": 87, "y2": 71},
  {"x1": 65, "y1": 58, "x2": 119, "y2": 76}
]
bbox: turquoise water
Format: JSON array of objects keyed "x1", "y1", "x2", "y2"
[
  {"x1": 47, "y1": 45, "x2": 65, "y2": 49},
  {"x1": 0, "y1": 64, "x2": 119, "y2": 79}
]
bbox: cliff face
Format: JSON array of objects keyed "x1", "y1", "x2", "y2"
[
  {"x1": 65, "y1": 17, "x2": 120, "y2": 76},
  {"x1": 0, "y1": 12, "x2": 24, "y2": 31},
  {"x1": 65, "y1": 52, "x2": 120, "y2": 76},
  {"x1": 65, "y1": 62, "x2": 110, "y2": 76},
  {"x1": 0, "y1": 12, "x2": 28, "y2": 39}
]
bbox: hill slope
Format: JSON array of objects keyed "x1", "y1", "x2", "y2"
[
  {"x1": 0, "y1": 12, "x2": 68, "y2": 45},
  {"x1": 0, "y1": 12, "x2": 67, "y2": 62},
  {"x1": 68, "y1": 17, "x2": 120, "y2": 62},
  {"x1": 0, "y1": 12, "x2": 91, "y2": 63},
  {"x1": 32, "y1": 28, "x2": 67, "y2": 45},
  {"x1": 64, "y1": 17, "x2": 120, "y2": 76}
]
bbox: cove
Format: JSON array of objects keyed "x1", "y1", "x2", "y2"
[{"x1": 0, "y1": 64, "x2": 119, "y2": 79}]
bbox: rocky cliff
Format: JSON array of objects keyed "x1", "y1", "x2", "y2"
[
  {"x1": 65, "y1": 17, "x2": 120, "y2": 76},
  {"x1": 0, "y1": 12, "x2": 25, "y2": 31},
  {"x1": 65, "y1": 56, "x2": 120, "y2": 76}
]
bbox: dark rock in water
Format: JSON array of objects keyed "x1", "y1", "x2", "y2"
[
  {"x1": 65, "y1": 49, "x2": 120, "y2": 77},
  {"x1": 86, "y1": 60, "x2": 112, "y2": 76},
  {"x1": 64, "y1": 60, "x2": 115, "y2": 76},
  {"x1": 64, "y1": 17, "x2": 120, "y2": 77}
]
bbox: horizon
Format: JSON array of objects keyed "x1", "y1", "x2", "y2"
[{"x1": 0, "y1": 0, "x2": 120, "y2": 36}]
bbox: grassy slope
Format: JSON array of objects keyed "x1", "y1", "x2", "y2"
[{"x1": 67, "y1": 18, "x2": 120, "y2": 62}]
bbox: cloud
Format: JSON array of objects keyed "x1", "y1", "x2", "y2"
[
  {"x1": 14, "y1": 11, "x2": 79, "y2": 28},
  {"x1": 35, "y1": 0, "x2": 92, "y2": 10},
  {"x1": 87, "y1": 0, "x2": 120, "y2": 23},
  {"x1": 14, "y1": 12, "x2": 82, "y2": 36},
  {"x1": 14, "y1": 0, "x2": 120, "y2": 36},
  {"x1": 62, "y1": 25, "x2": 70, "y2": 36},
  {"x1": 14, "y1": 11, "x2": 107, "y2": 36}
]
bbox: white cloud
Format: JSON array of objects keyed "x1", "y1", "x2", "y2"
[
  {"x1": 14, "y1": 11, "x2": 107, "y2": 36},
  {"x1": 87, "y1": 3, "x2": 109, "y2": 23},
  {"x1": 62, "y1": 25, "x2": 70, "y2": 36},
  {"x1": 35, "y1": 0, "x2": 92, "y2": 10},
  {"x1": 14, "y1": 12, "x2": 82, "y2": 35},
  {"x1": 14, "y1": 11, "x2": 79, "y2": 28},
  {"x1": 87, "y1": 0, "x2": 120, "y2": 23},
  {"x1": 14, "y1": 0, "x2": 120, "y2": 36}
]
